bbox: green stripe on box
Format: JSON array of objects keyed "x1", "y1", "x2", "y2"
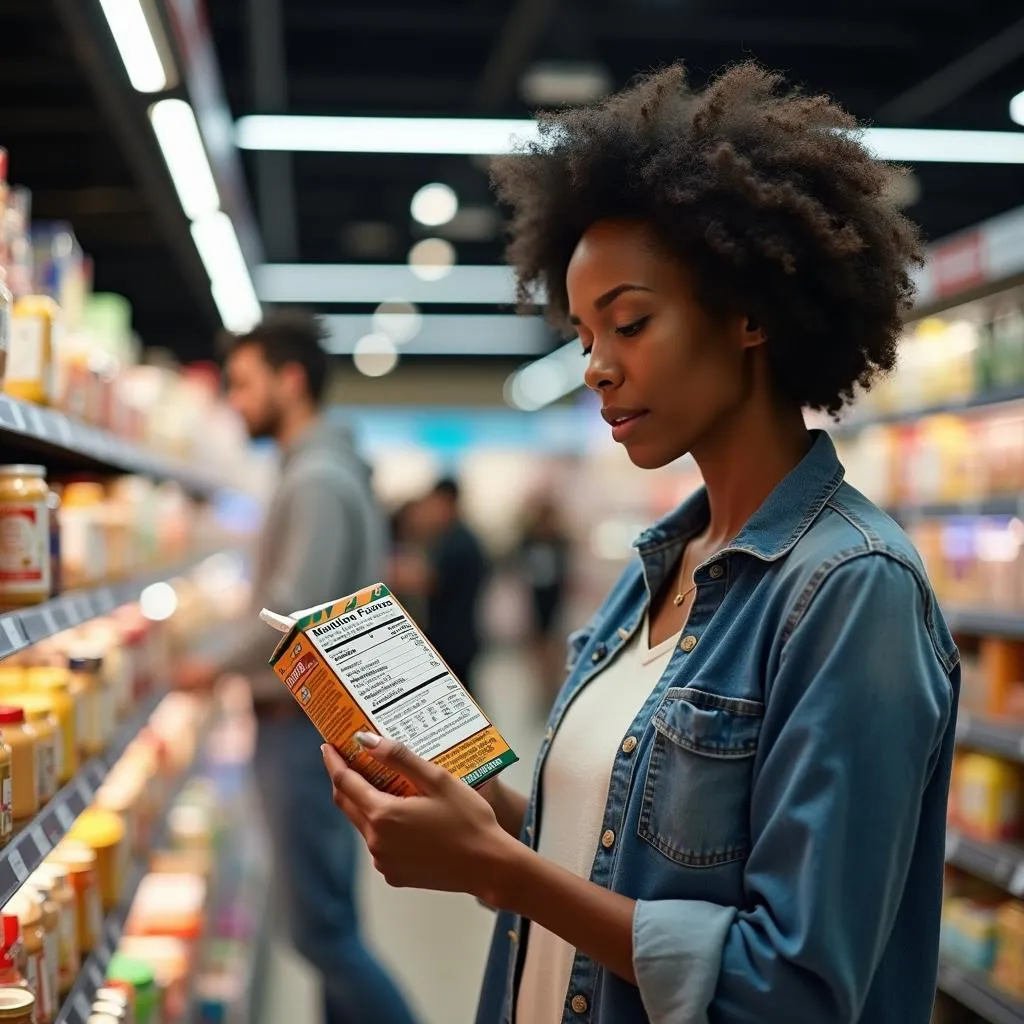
[{"x1": 462, "y1": 748, "x2": 519, "y2": 788}]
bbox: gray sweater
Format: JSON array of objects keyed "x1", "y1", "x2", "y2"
[{"x1": 216, "y1": 417, "x2": 386, "y2": 701}]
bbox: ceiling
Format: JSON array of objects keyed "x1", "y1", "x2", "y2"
[{"x1": 3, "y1": 0, "x2": 1024, "y2": 365}]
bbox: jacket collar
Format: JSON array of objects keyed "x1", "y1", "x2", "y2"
[{"x1": 635, "y1": 430, "x2": 845, "y2": 562}]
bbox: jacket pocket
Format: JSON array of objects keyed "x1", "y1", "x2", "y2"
[{"x1": 638, "y1": 687, "x2": 763, "y2": 868}]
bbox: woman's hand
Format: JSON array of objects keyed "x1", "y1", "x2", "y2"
[{"x1": 323, "y1": 734, "x2": 515, "y2": 899}]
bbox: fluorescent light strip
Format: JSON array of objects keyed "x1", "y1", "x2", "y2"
[
  {"x1": 322, "y1": 314, "x2": 551, "y2": 357},
  {"x1": 149, "y1": 100, "x2": 221, "y2": 219},
  {"x1": 191, "y1": 213, "x2": 262, "y2": 332},
  {"x1": 236, "y1": 114, "x2": 1024, "y2": 163},
  {"x1": 256, "y1": 263, "x2": 521, "y2": 305},
  {"x1": 505, "y1": 340, "x2": 584, "y2": 411},
  {"x1": 98, "y1": 0, "x2": 168, "y2": 93}
]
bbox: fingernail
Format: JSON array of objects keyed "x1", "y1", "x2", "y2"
[
  {"x1": 355, "y1": 731, "x2": 381, "y2": 748},
  {"x1": 321, "y1": 744, "x2": 328, "y2": 759}
]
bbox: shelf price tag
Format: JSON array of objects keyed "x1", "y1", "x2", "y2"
[
  {"x1": 30, "y1": 824, "x2": 50, "y2": 858},
  {"x1": 87, "y1": 959, "x2": 103, "y2": 987},
  {"x1": 55, "y1": 802, "x2": 75, "y2": 831},
  {"x1": 0, "y1": 616, "x2": 23, "y2": 652},
  {"x1": 73, "y1": 991, "x2": 91, "y2": 1020},
  {"x1": 1009, "y1": 863, "x2": 1024, "y2": 898},
  {"x1": 0, "y1": 396, "x2": 25, "y2": 430},
  {"x1": 8, "y1": 847, "x2": 29, "y2": 884},
  {"x1": 945, "y1": 830, "x2": 961, "y2": 862}
]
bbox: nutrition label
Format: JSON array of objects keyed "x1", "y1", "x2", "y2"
[{"x1": 307, "y1": 594, "x2": 490, "y2": 759}]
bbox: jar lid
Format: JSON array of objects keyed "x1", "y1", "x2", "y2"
[
  {"x1": 51, "y1": 840, "x2": 97, "y2": 870},
  {"x1": 0, "y1": 709, "x2": 25, "y2": 726},
  {"x1": 68, "y1": 809, "x2": 125, "y2": 850},
  {"x1": 106, "y1": 953, "x2": 155, "y2": 989},
  {"x1": 0, "y1": 987, "x2": 35, "y2": 1017},
  {"x1": 0, "y1": 466, "x2": 45, "y2": 477},
  {"x1": 3, "y1": 889, "x2": 41, "y2": 928},
  {"x1": 68, "y1": 656, "x2": 103, "y2": 672}
]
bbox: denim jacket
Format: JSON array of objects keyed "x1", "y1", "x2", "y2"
[{"x1": 475, "y1": 431, "x2": 959, "y2": 1024}]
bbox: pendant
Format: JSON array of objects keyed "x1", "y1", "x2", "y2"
[{"x1": 673, "y1": 594, "x2": 684, "y2": 606}]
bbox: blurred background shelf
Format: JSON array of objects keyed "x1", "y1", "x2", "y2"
[
  {"x1": 946, "y1": 830, "x2": 1024, "y2": 895},
  {"x1": 937, "y1": 960, "x2": 1024, "y2": 1024}
]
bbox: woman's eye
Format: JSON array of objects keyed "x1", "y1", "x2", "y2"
[{"x1": 616, "y1": 316, "x2": 650, "y2": 338}]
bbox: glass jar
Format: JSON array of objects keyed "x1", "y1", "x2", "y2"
[
  {"x1": 5, "y1": 295, "x2": 57, "y2": 407},
  {"x1": 104, "y1": 955, "x2": 156, "y2": 1024},
  {"x1": 94, "y1": 989, "x2": 132, "y2": 1024},
  {"x1": 58, "y1": 481, "x2": 105, "y2": 588},
  {"x1": 0, "y1": 734, "x2": 12, "y2": 848},
  {"x1": 28, "y1": 867, "x2": 76, "y2": 998},
  {"x1": 16, "y1": 702, "x2": 56, "y2": 806},
  {"x1": 0, "y1": 988, "x2": 34, "y2": 1024},
  {"x1": 49, "y1": 842, "x2": 101, "y2": 957},
  {"x1": 0, "y1": 466, "x2": 51, "y2": 610},
  {"x1": 23, "y1": 670, "x2": 76, "y2": 785},
  {"x1": 0, "y1": 710, "x2": 37, "y2": 826},
  {"x1": 66, "y1": 657, "x2": 102, "y2": 759},
  {"x1": 25, "y1": 889, "x2": 56, "y2": 1024},
  {"x1": 3, "y1": 889, "x2": 53, "y2": 1024},
  {"x1": 67, "y1": 810, "x2": 126, "y2": 913}
]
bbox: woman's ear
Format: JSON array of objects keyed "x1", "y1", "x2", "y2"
[{"x1": 742, "y1": 316, "x2": 767, "y2": 349}]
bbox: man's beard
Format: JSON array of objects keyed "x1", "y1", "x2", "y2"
[{"x1": 247, "y1": 403, "x2": 283, "y2": 441}]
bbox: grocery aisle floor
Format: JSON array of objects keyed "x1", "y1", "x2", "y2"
[{"x1": 259, "y1": 649, "x2": 548, "y2": 1024}]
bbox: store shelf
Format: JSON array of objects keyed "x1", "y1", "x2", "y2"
[
  {"x1": 887, "y1": 497, "x2": 1023, "y2": 521},
  {"x1": 833, "y1": 386, "x2": 1024, "y2": 437},
  {"x1": 945, "y1": 610, "x2": 1024, "y2": 642},
  {"x1": 0, "y1": 688, "x2": 164, "y2": 908},
  {"x1": 0, "y1": 550, "x2": 226, "y2": 660},
  {"x1": 53, "y1": 710, "x2": 215, "y2": 1024},
  {"x1": 0, "y1": 392, "x2": 223, "y2": 497},
  {"x1": 946, "y1": 830, "x2": 1024, "y2": 895},
  {"x1": 937, "y1": 959, "x2": 1024, "y2": 1024}
]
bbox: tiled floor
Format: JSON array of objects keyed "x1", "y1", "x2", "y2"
[{"x1": 260, "y1": 650, "x2": 546, "y2": 1024}]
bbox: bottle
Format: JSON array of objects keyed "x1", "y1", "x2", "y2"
[
  {"x1": 0, "y1": 466, "x2": 51, "y2": 610},
  {"x1": 24, "y1": 669, "x2": 77, "y2": 786},
  {"x1": 5, "y1": 296, "x2": 57, "y2": 406},
  {"x1": 28, "y1": 867, "x2": 77, "y2": 998},
  {"x1": 0, "y1": 709, "x2": 37, "y2": 826}
]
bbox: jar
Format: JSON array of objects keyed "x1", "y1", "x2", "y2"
[
  {"x1": 0, "y1": 710, "x2": 37, "y2": 826},
  {"x1": 0, "y1": 988, "x2": 34, "y2": 1024},
  {"x1": 15, "y1": 702, "x2": 56, "y2": 806},
  {"x1": 67, "y1": 657, "x2": 102, "y2": 759},
  {"x1": 0, "y1": 466, "x2": 51, "y2": 610},
  {"x1": 28, "y1": 867, "x2": 76, "y2": 997},
  {"x1": 49, "y1": 842, "x2": 101, "y2": 956},
  {"x1": 0, "y1": 735, "x2": 12, "y2": 848},
  {"x1": 4, "y1": 889, "x2": 53, "y2": 1024},
  {"x1": 45, "y1": 489, "x2": 60, "y2": 601},
  {"x1": 94, "y1": 989, "x2": 132, "y2": 1024},
  {"x1": 0, "y1": 915, "x2": 27, "y2": 990},
  {"x1": 58, "y1": 481, "x2": 105, "y2": 588},
  {"x1": 104, "y1": 955, "x2": 157, "y2": 1024},
  {"x1": 67, "y1": 810, "x2": 126, "y2": 913},
  {"x1": 23, "y1": 670, "x2": 76, "y2": 785},
  {"x1": 24, "y1": 889, "x2": 56, "y2": 1024},
  {"x1": 87, "y1": 1015, "x2": 121, "y2": 1024},
  {"x1": 5, "y1": 295, "x2": 57, "y2": 406}
]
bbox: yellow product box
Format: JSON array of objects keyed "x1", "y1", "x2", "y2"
[{"x1": 261, "y1": 582, "x2": 518, "y2": 796}]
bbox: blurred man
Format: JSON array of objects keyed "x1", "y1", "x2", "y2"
[
  {"x1": 417, "y1": 478, "x2": 490, "y2": 696},
  {"x1": 177, "y1": 313, "x2": 416, "y2": 1024}
]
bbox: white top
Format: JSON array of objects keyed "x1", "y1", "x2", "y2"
[{"x1": 516, "y1": 617, "x2": 678, "y2": 1023}]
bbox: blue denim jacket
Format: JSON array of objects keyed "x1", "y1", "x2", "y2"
[{"x1": 476, "y1": 431, "x2": 959, "y2": 1024}]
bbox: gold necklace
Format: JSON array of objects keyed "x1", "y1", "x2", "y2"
[{"x1": 673, "y1": 557, "x2": 698, "y2": 607}]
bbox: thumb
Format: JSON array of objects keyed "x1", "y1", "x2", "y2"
[{"x1": 355, "y1": 732, "x2": 448, "y2": 794}]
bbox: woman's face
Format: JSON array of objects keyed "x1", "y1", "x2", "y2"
[{"x1": 567, "y1": 218, "x2": 762, "y2": 470}]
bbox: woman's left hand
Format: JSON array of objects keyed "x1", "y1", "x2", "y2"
[{"x1": 323, "y1": 735, "x2": 514, "y2": 898}]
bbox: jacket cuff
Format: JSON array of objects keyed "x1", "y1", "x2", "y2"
[{"x1": 633, "y1": 898, "x2": 736, "y2": 1024}]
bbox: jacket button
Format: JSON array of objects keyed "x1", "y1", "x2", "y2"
[
  {"x1": 545, "y1": 727, "x2": 554, "y2": 742},
  {"x1": 709, "y1": 563, "x2": 724, "y2": 579},
  {"x1": 571, "y1": 994, "x2": 589, "y2": 1014},
  {"x1": 590, "y1": 644, "x2": 607, "y2": 664},
  {"x1": 601, "y1": 829, "x2": 616, "y2": 849},
  {"x1": 621, "y1": 736, "x2": 637, "y2": 754},
  {"x1": 507, "y1": 929, "x2": 518, "y2": 942},
  {"x1": 680, "y1": 634, "x2": 698, "y2": 652}
]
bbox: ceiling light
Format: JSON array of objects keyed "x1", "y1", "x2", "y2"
[
  {"x1": 353, "y1": 334, "x2": 399, "y2": 377},
  {"x1": 411, "y1": 183, "x2": 459, "y2": 227},
  {"x1": 237, "y1": 114, "x2": 1024, "y2": 164},
  {"x1": 255, "y1": 263, "x2": 520, "y2": 305},
  {"x1": 408, "y1": 238, "x2": 456, "y2": 281},
  {"x1": 505, "y1": 340, "x2": 585, "y2": 411},
  {"x1": 372, "y1": 301, "x2": 422, "y2": 345},
  {"x1": 98, "y1": 0, "x2": 169, "y2": 93},
  {"x1": 191, "y1": 213, "x2": 262, "y2": 332},
  {"x1": 236, "y1": 115, "x2": 539, "y2": 154},
  {"x1": 1011, "y1": 90, "x2": 1024, "y2": 128},
  {"x1": 139, "y1": 581, "x2": 178, "y2": 621},
  {"x1": 149, "y1": 99, "x2": 221, "y2": 219},
  {"x1": 520, "y1": 61, "x2": 611, "y2": 106}
]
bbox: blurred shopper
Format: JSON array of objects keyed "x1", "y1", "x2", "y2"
[
  {"x1": 177, "y1": 313, "x2": 416, "y2": 1024},
  {"x1": 322, "y1": 64, "x2": 958, "y2": 1024},
  {"x1": 517, "y1": 496, "x2": 571, "y2": 703}
]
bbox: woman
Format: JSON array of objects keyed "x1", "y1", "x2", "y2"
[{"x1": 322, "y1": 64, "x2": 959, "y2": 1024}]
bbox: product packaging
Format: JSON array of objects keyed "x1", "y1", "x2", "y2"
[{"x1": 262, "y1": 583, "x2": 518, "y2": 795}]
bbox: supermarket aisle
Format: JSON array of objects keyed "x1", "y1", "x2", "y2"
[{"x1": 260, "y1": 648, "x2": 547, "y2": 1024}]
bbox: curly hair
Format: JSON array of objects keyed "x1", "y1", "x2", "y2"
[{"x1": 490, "y1": 63, "x2": 923, "y2": 415}]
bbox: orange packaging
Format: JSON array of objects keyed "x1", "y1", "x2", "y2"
[{"x1": 262, "y1": 583, "x2": 517, "y2": 795}]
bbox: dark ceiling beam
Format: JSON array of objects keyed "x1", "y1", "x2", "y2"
[
  {"x1": 225, "y1": 73, "x2": 474, "y2": 110},
  {"x1": 474, "y1": 0, "x2": 557, "y2": 111},
  {"x1": 50, "y1": 0, "x2": 218, "y2": 325},
  {"x1": 874, "y1": 15, "x2": 1024, "y2": 124},
  {"x1": 0, "y1": 109, "x2": 104, "y2": 133},
  {"x1": 248, "y1": 0, "x2": 298, "y2": 260}
]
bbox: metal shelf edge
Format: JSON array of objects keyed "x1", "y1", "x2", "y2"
[{"x1": 938, "y1": 959, "x2": 1024, "y2": 1024}]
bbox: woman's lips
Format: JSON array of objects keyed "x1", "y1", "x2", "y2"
[{"x1": 601, "y1": 409, "x2": 649, "y2": 443}]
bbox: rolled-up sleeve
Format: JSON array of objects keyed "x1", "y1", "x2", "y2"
[{"x1": 633, "y1": 553, "x2": 954, "y2": 1023}]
